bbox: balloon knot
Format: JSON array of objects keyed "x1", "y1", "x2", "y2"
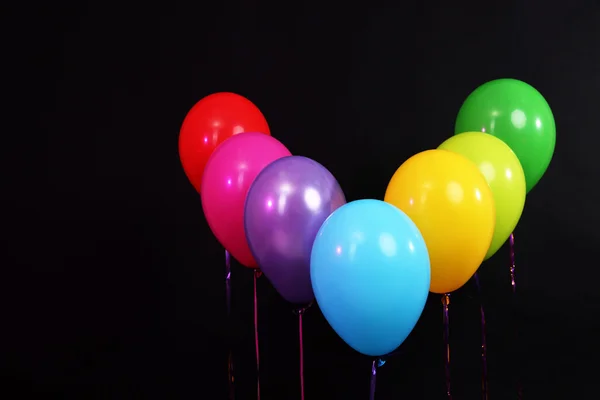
[
  {"x1": 377, "y1": 359, "x2": 386, "y2": 368},
  {"x1": 442, "y1": 293, "x2": 451, "y2": 306},
  {"x1": 293, "y1": 301, "x2": 314, "y2": 315},
  {"x1": 254, "y1": 269, "x2": 263, "y2": 278}
]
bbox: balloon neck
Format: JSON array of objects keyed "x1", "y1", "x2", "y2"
[
  {"x1": 442, "y1": 293, "x2": 451, "y2": 307},
  {"x1": 254, "y1": 269, "x2": 263, "y2": 278},
  {"x1": 376, "y1": 359, "x2": 386, "y2": 368}
]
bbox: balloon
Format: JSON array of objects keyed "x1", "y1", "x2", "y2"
[
  {"x1": 384, "y1": 150, "x2": 495, "y2": 294},
  {"x1": 179, "y1": 92, "x2": 271, "y2": 192},
  {"x1": 311, "y1": 199, "x2": 430, "y2": 357},
  {"x1": 244, "y1": 156, "x2": 346, "y2": 304},
  {"x1": 439, "y1": 132, "x2": 526, "y2": 260},
  {"x1": 201, "y1": 132, "x2": 291, "y2": 267},
  {"x1": 454, "y1": 79, "x2": 556, "y2": 193}
]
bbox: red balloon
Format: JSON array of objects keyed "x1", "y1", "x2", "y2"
[{"x1": 178, "y1": 92, "x2": 271, "y2": 192}]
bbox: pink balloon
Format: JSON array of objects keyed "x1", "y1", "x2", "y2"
[{"x1": 201, "y1": 132, "x2": 292, "y2": 267}]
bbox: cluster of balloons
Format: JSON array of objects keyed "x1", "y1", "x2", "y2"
[{"x1": 178, "y1": 78, "x2": 555, "y2": 358}]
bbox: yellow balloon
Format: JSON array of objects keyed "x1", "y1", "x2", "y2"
[
  {"x1": 439, "y1": 132, "x2": 526, "y2": 260},
  {"x1": 384, "y1": 149, "x2": 495, "y2": 294}
]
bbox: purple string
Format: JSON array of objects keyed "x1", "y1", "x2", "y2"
[
  {"x1": 299, "y1": 311, "x2": 305, "y2": 400},
  {"x1": 509, "y1": 233, "x2": 523, "y2": 399},
  {"x1": 225, "y1": 250, "x2": 234, "y2": 400},
  {"x1": 474, "y1": 273, "x2": 489, "y2": 400},
  {"x1": 253, "y1": 269, "x2": 262, "y2": 400},
  {"x1": 294, "y1": 303, "x2": 312, "y2": 400},
  {"x1": 442, "y1": 293, "x2": 452, "y2": 400},
  {"x1": 368, "y1": 356, "x2": 388, "y2": 399},
  {"x1": 369, "y1": 359, "x2": 377, "y2": 400}
]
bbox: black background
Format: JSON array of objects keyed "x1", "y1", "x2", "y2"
[{"x1": 5, "y1": 0, "x2": 600, "y2": 399}]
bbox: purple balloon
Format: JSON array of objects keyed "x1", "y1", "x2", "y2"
[{"x1": 244, "y1": 156, "x2": 346, "y2": 304}]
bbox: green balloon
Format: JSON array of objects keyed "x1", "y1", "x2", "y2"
[{"x1": 455, "y1": 79, "x2": 556, "y2": 193}]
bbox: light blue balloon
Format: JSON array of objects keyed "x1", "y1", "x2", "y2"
[{"x1": 310, "y1": 199, "x2": 431, "y2": 356}]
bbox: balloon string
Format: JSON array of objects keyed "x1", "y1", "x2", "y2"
[
  {"x1": 442, "y1": 293, "x2": 452, "y2": 400},
  {"x1": 510, "y1": 233, "x2": 516, "y2": 294},
  {"x1": 509, "y1": 233, "x2": 523, "y2": 399},
  {"x1": 294, "y1": 301, "x2": 313, "y2": 400},
  {"x1": 254, "y1": 269, "x2": 262, "y2": 400},
  {"x1": 474, "y1": 274, "x2": 489, "y2": 400},
  {"x1": 299, "y1": 310, "x2": 305, "y2": 400},
  {"x1": 292, "y1": 302, "x2": 313, "y2": 400},
  {"x1": 369, "y1": 359, "x2": 378, "y2": 400},
  {"x1": 225, "y1": 250, "x2": 234, "y2": 400}
]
